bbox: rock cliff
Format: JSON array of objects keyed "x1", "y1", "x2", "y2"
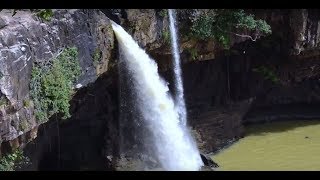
[{"x1": 1, "y1": 9, "x2": 320, "y2": 170}]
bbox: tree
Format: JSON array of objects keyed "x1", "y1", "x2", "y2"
[{"x1": 190, "y1": 9, "x2": 272, "y2": 48}]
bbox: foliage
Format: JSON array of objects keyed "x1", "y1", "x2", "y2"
[
  {"x1": 0, "y1": 96, "x2": 8, "y2": 107},
  {"x1": 23, "y1": 99, "x2": 30, "y2": 107},
  {"x1": 35, "y1": 9, "x2": 54, "y2": 21},
  {"x1": 253, "y1": 65, "x2": 279, "y2": 83},
  {"x1": 9, "y1": 9, "x2": 53, "y2": 21},
  {"x1": 162, "y1": 30, "x2": 171, "y2": 44},
  {"x1": 30, "y1": 47, "x2": 81, "y2": 123},
  {"x1": 190, "y1": 9, "x2": 272, "y2": 49},
  {"x1": 93, "y1": 49, "x2": 102, "y2": 66},
  {"x1": 19, "y1": 120, "x2": 29, "y2": 131},
  {"x1": 235, "y1": 11, "x2": 272, "y2": 34},
  {"x1": 190, "y1": 15, "x2": 215, "y2": 40},
  {"x1": 159, "y1": 9, "x2": 168, "y2": 18},
  {"x1": 0, "y1": 149, "x2": 29, "y2": 171},
  {"x1": 255, "y1": 19, "x2": 272, "y2": 34}
]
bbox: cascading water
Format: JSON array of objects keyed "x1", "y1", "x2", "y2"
[
  {"x1": 168, "y1": 9, "x2": 187, "y2": 126},
  {"x1": 111, "y1": 21, "x2": 203, "y2": 171}
]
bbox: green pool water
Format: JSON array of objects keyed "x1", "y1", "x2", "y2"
[{"x1": 211, "y1": 120, "x2": 320, "y2": 171}]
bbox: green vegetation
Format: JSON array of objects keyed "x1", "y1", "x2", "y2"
[
  {"x1": 159, "y1": 9, "x2": 168, "y2": 18},
  {"x1": 0, "y1": 96, "x2": 8, "y2": 107},
  {"x1": 10, "y1": 9, "x2": 54, "y2": 21},
  {"x1": 190, "y1": 15, "x2": 215, "y2": 40},
  {"x1": 162, "y1": 30, "x2": 171, "y2": 44},
  {"x1": 30, "y1": 47, "x2": 81, "y2": 123},
  {"x1": 190, "y1": 9, "x2": 272, "y2": 49},
  {"x1": 23, "y1": 99, "x2": 31, "y2": 108},
  {"x1": 34, "y1": 9, "x2": 54, "y2": 21},
  {"x1": 19, "y1": 120, "x2": 29, "y2": 131},
  {"x1": 0, "y1": 149, "x2": 29, "y2": 171},
  {"x1": 93, "y1": 49, "x2": 102, "y2": 66},
  {"x1": 253, "y1": 65, "x2": 279, "y2": 83}
]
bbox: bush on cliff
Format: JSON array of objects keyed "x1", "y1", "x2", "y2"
[{"x1": 30, "y1": 47, "x2": 81, "y2": 123}]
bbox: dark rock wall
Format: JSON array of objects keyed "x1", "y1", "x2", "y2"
[{"x1": 21, "y1": 70, "x2": 119, "y2": 170}]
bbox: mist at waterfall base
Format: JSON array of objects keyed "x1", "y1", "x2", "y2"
[
  {"x1": 111, "y1": 22, "x2": 203, "y2": 170},
  {"x1": 168, "y1": 9, "x2": 187, "y2": 127}
]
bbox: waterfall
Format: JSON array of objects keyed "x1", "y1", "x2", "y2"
[
  {"x1": 111, "y1": 21, "x2": 203, "y2": 171},
  {"x1": 168, "y1": 9, "x2": 187, "y2": 126}
]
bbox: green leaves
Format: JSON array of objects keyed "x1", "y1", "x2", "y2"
[
  {"x1": 0, "y1": 149, "x2": 28, "y2": 171},
  {"x1": 159, "y1": 9, "x2": 168, "y2": 18},
  {"x1": 36, "y1": 9, "x2": 54, "y2": 21},
  {"x1": 0, "y1": 96, "x2": 8, "y2": 107},
  {"x1": 162, "y1": 30, "x2": 171, "y2": 44},
  {"x1": 30, "y1": 47, "x2": 81, "y2": 123},
  {"x1": 190, "y1": 9, "x2": 272, "y2": 49},
  {"x1": 238, "y1": 16, "x2": 257, "y2": 29},
  {"x1": 9, "y1": 9, "x2": 53, "y2": 21},
  {"x1": 256, "y1": 19, "x2": 272, "y2": 34},
  {"x1": 190, "y1": 15, "x2": 215, "y2": 40},
  {"x1": 93, "y1": 49, "x2": 102, "y2": 66}
]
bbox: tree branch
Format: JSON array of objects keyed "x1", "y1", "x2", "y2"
[
  {"x1": 217, "y1": 26, "x2": 258, "y2": 41},
  {"x1": 230, "y1": 32, "x2": 258, "y2": 41}
]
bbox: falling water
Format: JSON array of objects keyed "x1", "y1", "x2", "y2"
[
  {"x1": 168, "y1": 9, "x2": 187, "y2": 126},
  {"x1": 111, "y1": 21, "x2": 203, "y2": 171}
]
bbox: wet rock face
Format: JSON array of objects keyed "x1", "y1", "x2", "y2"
[{"x1": 0, "y1": 9, "x2": 114, "y2": 152}]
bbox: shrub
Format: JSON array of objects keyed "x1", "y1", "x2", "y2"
[
  {"x1": 190, "y1": 9, "x2": 272, "y2": 49},
  {"x1": 19, "y1": 120, "x2": 29, "y2": 131},
  {"x1": 0, "y1": 96, "x2": 8, "y2": 107},
  {"x1": 0, "y1": 149, "x2": 29, "y2": 171},
  {"x1": 10, "y1": 9, "x2": 53, "y2": 21},
  {"x1": 35, "y1": 9, "x2": 54, "y2": 21},
  {"x1": 190, "y1": 15, "x2": 215, "y2": 40},
  {"x1": 30, "y1": 47, "x2": 81, "y2": 123},
  {"x1": 159, "y1": 9, "x2": 168, "y2": 18},
  {"x1": 93, "y1": 48, "x2": 102, "y2": 66},
  {"x1": 162, "y1": 30, "x2": 171, "y2": 44}
]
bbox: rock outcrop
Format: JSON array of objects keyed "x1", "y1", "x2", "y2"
[{"x1": 0, "y1": 9, "x2": 114, "y2": 155}]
